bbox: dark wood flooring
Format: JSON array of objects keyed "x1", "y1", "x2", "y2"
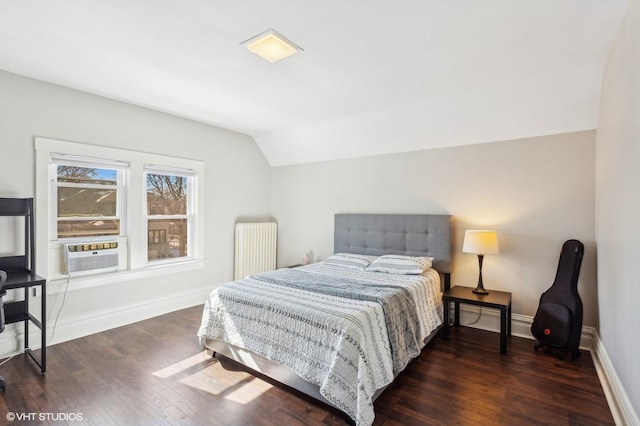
[{"x1": 0, "y1": 305, "x2": 614, "y2": 425}]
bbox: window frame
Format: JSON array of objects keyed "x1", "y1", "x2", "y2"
[{"x1": 143, "y1": 165, "x2": 197, "y2": 265}]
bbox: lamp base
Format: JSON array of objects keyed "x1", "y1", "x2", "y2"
[{"x1": 473, "y1": 254, "x2": 489, "y2": 295}]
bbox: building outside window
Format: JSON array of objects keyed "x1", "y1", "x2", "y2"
[{"x1": 51, "y1": 157, "x2": 127, "y2": 240}]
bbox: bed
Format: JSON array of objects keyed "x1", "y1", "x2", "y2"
[{"x1": 198, "y1": 213, "x2": 452, "y2": 425}]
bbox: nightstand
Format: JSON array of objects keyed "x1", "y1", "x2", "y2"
[{"x1": 442, "y1": 285, "x2": 512, "y2": 355}]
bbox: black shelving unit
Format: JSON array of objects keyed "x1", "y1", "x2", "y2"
[{"x1": 0, "y1": 198, "x2": 46, "y2": 375}]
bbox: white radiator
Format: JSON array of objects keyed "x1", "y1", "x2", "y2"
[{"x1": 234, "y1": 222, "x2": 277, "y2": 280}]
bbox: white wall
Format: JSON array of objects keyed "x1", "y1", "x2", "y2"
[
  {"x1": 595, "y1": 0, "x2": 640, "y2": 420},
  {"x1": 0, "y1": 70, "x2": 271, "y2": 352},
  {"x1": 272, "y1": 131, "x2": 597, "y2": 327}
]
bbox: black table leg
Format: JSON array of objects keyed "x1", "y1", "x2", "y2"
[
  {"x1": 443, "y1": 300, "x2": 450, "y2": 340},
  {"x1": 500, "y1": 307, "x2": 507, "y2": 355},
  {"x1": 508, "y1": 302, "x2": 512, "y2": 337}
]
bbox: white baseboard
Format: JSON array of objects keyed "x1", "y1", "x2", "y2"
[
  {"x1": 0, "y1": 285, "x2": 213, "y2": 359},
  {"x1": 589, "y1": 329, "x2": 639, "y2": 426},
  {"x1": 454, "y1": 305, "x2": 637, "y2": 425},
  {"x1": 453, "y1": 305, "x2": 593, "y2": 349}
]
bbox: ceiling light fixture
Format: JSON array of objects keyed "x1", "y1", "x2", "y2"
[{"x1": 241, "y1": 29, "x2": 302, "y2": 63}]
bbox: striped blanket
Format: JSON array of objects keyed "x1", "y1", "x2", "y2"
[{"x1": 197, "y1": 261, "x2": 443, "y2": 426}]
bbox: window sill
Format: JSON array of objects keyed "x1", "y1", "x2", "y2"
[{"x1": 46, "y1": 259, "x2": 205, "y2": 295}]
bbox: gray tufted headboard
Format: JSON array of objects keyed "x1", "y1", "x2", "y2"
[{"x1": 334, "y1": 213, "x2": 452, "y2": 288}]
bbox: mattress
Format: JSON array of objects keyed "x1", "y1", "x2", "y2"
[{"x1": 197, "y1": 260, "x2": 443, "y2": 426}]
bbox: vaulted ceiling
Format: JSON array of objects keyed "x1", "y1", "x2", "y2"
[{"x1": 0, "y1": 1, "x2": 630, "y2": 166}]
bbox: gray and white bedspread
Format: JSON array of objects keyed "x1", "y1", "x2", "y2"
[{"x1": 197, "y1": 262, "x2": 442, "y2": 426}]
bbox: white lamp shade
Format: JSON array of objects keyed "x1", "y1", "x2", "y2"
[{"x1": 463, "y1": 230, "x2": 499, "y2": 255}]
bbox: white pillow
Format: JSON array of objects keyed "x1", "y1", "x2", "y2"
[
  {"x1": 323, "y1": 253, "x2": 377, "y2": 270},
  {"x1": 365, "y1": 255, "x2": 433, "y2": 274}
]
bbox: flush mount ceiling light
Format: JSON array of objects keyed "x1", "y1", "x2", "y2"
[{"x1": 241, "y1": 29, "x2": 302, "y2": 63}]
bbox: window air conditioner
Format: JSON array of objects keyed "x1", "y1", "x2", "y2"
[{"x1": 64, "y1": 242, "x2": 119, "y2": 276}]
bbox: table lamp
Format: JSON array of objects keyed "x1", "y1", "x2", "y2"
[{"x1": 463, "y1": 230, "x2": 499, "y2": 294}]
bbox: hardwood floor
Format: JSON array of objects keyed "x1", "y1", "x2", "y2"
[{"x1": 0, "y1": 305, "x2": 614, "y2": 425}]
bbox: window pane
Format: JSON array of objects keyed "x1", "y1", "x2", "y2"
[
  {"x1": 58, "y1": 219, "x2": 120, "y2": 238},
  {"x1": 58, "y1": 187, "x2": 117, "y2": 217},
  {"x1": 147, "y1": 219, "x2": 188, "y2": 261},
  {"x1": 147, "y1": 174, "x2": 187, "y2": 215},
  {"x1": 57, "y1": 166, "x2": 117, "y2": 185}
]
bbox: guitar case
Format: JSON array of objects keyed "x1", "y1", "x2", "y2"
[{"x1": 531, "y1": 239, "x2": 584, "y2": 359}]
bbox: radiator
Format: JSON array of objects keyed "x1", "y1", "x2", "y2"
[{"x1": 234, "y1": 222, "x2": 277, "y2": 280}]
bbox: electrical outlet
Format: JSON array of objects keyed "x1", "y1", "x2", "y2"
[{"x1": 32, "y1": 287, "x2": 37, "y2": 297}]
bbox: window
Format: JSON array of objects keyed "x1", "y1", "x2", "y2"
[
  {"x1": 145, "y1": 167, "x2": 195, "y2": 263},
  {"x1": 51, "y1": 156, "x2": 127, "y2": 239},
  {"x1": 36, "y1": 137, "x2": 204, "y2": 280}
]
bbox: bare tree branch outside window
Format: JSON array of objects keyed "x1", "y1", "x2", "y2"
[{"x1": 146, "y1": 174, "x2": 187, "y2": 215}]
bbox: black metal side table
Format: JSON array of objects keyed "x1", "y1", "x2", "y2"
[{"x1": 442, "y1": 285, "x2": 512, "y2": 355}]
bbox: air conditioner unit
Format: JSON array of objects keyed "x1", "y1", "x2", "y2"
[{"x1": 64, "y1": 241, "x2": 119, "y2": 276}]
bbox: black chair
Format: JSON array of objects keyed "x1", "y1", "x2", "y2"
[{"x1": 0, "y1": 269, "x2": 6, "y2": 391}]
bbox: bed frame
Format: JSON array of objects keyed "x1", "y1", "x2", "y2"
[{"x1": 205, "y1": 213, "x2": 452, "y2": 412}]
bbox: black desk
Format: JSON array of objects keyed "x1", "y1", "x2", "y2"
[
  {"x1": 442, "y1": 285, "x2": 512, "y2": 355},
  {"x1": 3, "y1": 270, "x2": 47, "y2": 374}
]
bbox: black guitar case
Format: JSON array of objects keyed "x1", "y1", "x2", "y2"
[{"x1": 531, "y1": 239, "x2": 584, "y2": 359}]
